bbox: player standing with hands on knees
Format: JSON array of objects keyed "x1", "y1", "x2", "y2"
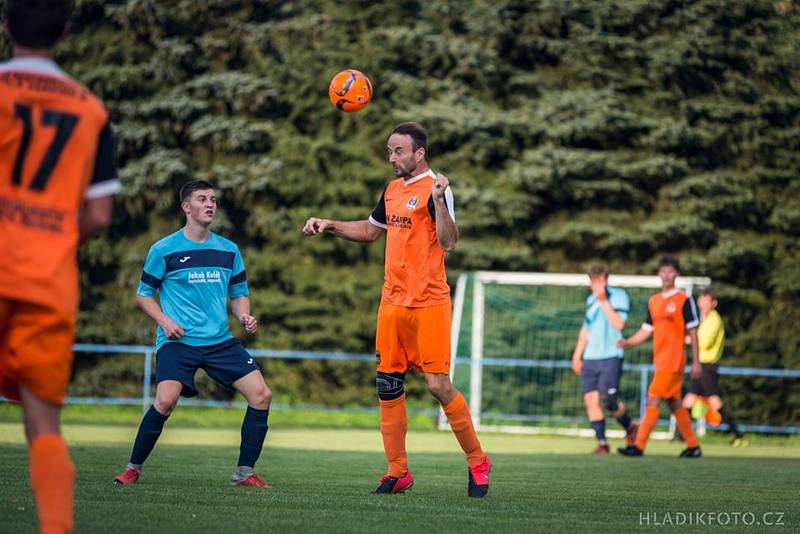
[
  {"x1": 617, "y1": 256, "x2": 703, "y2": 458},
  {"x1": 302, "y1": 122, "x2": 492, "y2": 498},
  {"x1": 114, "y1": 180, "x2": 274, "y2": 489}
]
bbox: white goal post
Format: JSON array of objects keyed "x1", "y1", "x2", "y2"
[{"x1": 439, "y1": 271, "x2": 711, "y2": 437}]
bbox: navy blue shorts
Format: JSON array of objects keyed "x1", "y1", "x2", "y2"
[
  {"x1": 155, "y1": 339, "x2": 259, "y2": 397},
  {"x1": 581, "y1": 357, "x2": 622, "y2": 397}
]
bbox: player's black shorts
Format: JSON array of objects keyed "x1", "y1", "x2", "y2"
[
  {"x1": 155, "y1": 339, "x2": 259, "y2": 397},
  {"x1": 688, "y1": 363, "x2": 721, "y2": 397},
  {"x1": 581, "y1": 356, "x2": 622, "y2": 397}
]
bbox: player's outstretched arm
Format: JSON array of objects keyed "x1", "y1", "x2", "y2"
[
  {"x1": 618, "y1": 327, "x2": 652, "y2": 349},
  {"x1": 231, "y1": 296, "x2": 258, "y2": 334},
  {"x1": 302, "y1": 217, "x2": 384, "y2": 242},
  {"x1": 432, "y1": 173, "x2": 459, "y2": 251},
  {"x1": 79, "y1": 196, "x2": 113, "y2": 242},
  {"x1": 136, "y1": 295, "x2": 184, "y2": 339}
]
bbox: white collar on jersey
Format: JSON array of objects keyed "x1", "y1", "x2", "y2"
[
  {"x1": 402, "y1": 169, "x2": 435, "y2": 186},
  {"x1": 0, "y1": 56, "x2": 68, "y2": 78},
  {"x1": 660, "y1": 288, "x2": 680, "y2": 298}
]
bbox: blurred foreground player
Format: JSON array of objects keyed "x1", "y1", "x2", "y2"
[{"x1": 0, "y1": 1, "x2": 120, "y2": 531}]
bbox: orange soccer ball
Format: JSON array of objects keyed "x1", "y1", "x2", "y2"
[{"x1": 328, "y1": 69, "x2": 373, "y2": 112}]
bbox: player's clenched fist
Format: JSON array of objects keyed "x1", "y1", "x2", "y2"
[
  {"x1": 432, "y1": 172, "x2": 449, "y2": 201},
  {"x1": 159, "y1": 317, "x2": 184, "y2": 340},
  {"x1": 239, "y1": 314, "x2": 258, "y2": 334},
  {"x1": 302, "y1": 217, "x2": 332, "y2": 236}
]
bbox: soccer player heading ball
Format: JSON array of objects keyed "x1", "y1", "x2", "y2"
[{"x1": 303, "y1": 122, "x2": 492, "y2": 497}]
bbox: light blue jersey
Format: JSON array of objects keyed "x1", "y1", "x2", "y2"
[
  {"x1": 137, "y1": 229, "x2": 249, "y2": 350},
  {"x1": 582, "y1": 286, "x2": 630, "y2": 360}
]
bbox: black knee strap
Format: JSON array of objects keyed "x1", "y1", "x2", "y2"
[
  {"x1": 604, "y1": 393, "x2": 620, "y2": 413},
  {"x1": 376, "y1": 371, "x2": 405, "y2": 401}
]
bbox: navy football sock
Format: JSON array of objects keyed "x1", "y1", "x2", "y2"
[
  {"x1": 238, "y1": 406, "x2": 269, "y2": 468},
  {"x1": 130, "y1": 406, "x2": 169, "y2": 465},
  {"x1": 590, "y1": 419, "x2": 606, "y2": 444},
  {"x1": 616, "y1": 412, "x2": 632, "y2": 431}
]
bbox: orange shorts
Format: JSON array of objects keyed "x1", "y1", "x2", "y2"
[
  {"x1": 375, "y1": 300, "x2": 451, "y2": 375},
  {"x1": 648, "y1": 371, "x2": 684, "y2": 400},
  {"x1": 0, "y1": 299, "x2": 75, "y2": 405}
]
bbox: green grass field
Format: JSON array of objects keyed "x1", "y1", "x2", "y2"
[{"x1": 1, "y1": 412, "x2": 798, "y2": 533}]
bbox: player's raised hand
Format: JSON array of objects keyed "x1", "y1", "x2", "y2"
[
  {"x1": 432, "y1": 172, "x2": 449, "y2": 201},
  {"x1": 239, "y1": 313, "x2": 258, "y2": 334},
  {"x1": 160, "y1": 317, "x2": 184, "y2": 340},
  {"x1": 302, "y1": 217, "x2": 332, "y2": 236},
  {"x1": 591, "y1": 280, "x2": 607, "y2": 301}
]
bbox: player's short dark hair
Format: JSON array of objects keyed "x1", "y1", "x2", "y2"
[
  {"x1": 4, "y1": 0, "x2": 74, "y2": 49},
  {"x1": 390, "y1": 122, "x2": 427, "y2": 156},
  {"x1": 698, "y1": 287, "x2": 716, "y2": 299},
  {"x1": 658, "y1": 255, "x2": 680, "y2": 272},
  {"x1": 588, "y1": 264, "x2": 609, "y2": 279},
  {"x1": 179, "y1": 180, "x2": 215, "y2": 203}
]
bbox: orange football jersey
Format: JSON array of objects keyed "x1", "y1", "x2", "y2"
[
  {"x1": 643, "y1": 288, "x2": 700, "y2": 373},
  {"x1": 369, "y1": 170, "x2": 455, "y2": 307},
  {"x1": 0, "y1": 58, "x2": 120, "y2": 314}
]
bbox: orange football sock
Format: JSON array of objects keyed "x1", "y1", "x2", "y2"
[
  {"x1": 674, "y1": 408, "x2": 700, "y2": 448},
  {"x1": 379, "y1": 395, "x2": 408, "y2": 478},
  {"x1": 443, "y1": 392, "x2": 485, "y2": 466},
  {"x1": 29, "y1": 434, "x2": 75, "y2": 534},
  {"x1": 701, "y1": 399, "x2": 722, "y2": 425},
  {"x1": 635, "y1": 406, "x2": 660, "y2": 450}
]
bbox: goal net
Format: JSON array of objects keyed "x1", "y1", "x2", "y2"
[{"x1": 441, "y1": 271, "x2": 711, "y2": 437}]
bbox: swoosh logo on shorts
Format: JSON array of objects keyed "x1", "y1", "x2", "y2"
[
  {"x1": 247, "y1": 358, "x2": 254, "y2": 364},
  {"x1": 179, "y1": 256, "x2": 191, "y2": 263}
]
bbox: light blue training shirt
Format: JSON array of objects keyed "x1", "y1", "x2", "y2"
[
  {"x1": 137, "y1": 229, "x2": 249, "y2": 350},
  {"x1": 582, "y1": 286, "x2": 630, "y2": 360}
]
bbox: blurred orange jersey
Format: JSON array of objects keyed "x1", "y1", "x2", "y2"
[
  {"x1": 368, "y1": 170, "x2": 455, "y2": 307},
  {"x1": 642, "y1": 288, "x2": 700, "y2": 373},
  {"x1": 0, "y1": 57, "x2": 120, "y2": 315}
]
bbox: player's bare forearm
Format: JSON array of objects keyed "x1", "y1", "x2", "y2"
[
  {"x1": 137, "y1": 295, "x2": 184, "y2": 340},
  {"x1": 619, "y1": 327, "x2": 652, "y2": 348},
  {"x1": 572, "y1": 328, "x2": 588, "y2": 360},
  {"x1": 136, "y1": 295, "x2": 170, "y2": 326},
  {"x1": 302, "y1": 217, "x2": 383, "y2": 242},
  {"x1": 688, "y1": 328, "x2": 700, "y2": 365},
  {"x1": 79, "y1": 195, "x2": 113, "y2": 242},
  {"x1": 599, "y1": 299, "x2": 626, "y2": 331},
  {"x1": 231, "y1": 296, "x2": 258, "y2": 334},
  {"x1": 230, "y1": 296, "x2": 250, "y2": 318},
  {"x1": 434, "y1": 199, "x2": 459, "y2": 251}
]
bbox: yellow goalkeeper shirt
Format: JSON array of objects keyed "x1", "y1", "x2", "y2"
[{"x1": 698, "y1": 309, "x2": 725, "y2": 364}]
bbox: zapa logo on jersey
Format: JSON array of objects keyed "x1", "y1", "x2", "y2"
[
  {"x1": 187, "y1": 270, "x2": 223, "y2": 284},
  {"x1": 406, "y1": 196, "x2": 418, "y2": 210},
  {"x1": 388, "y1": 214, "x2": 412, "y2": 229}
]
